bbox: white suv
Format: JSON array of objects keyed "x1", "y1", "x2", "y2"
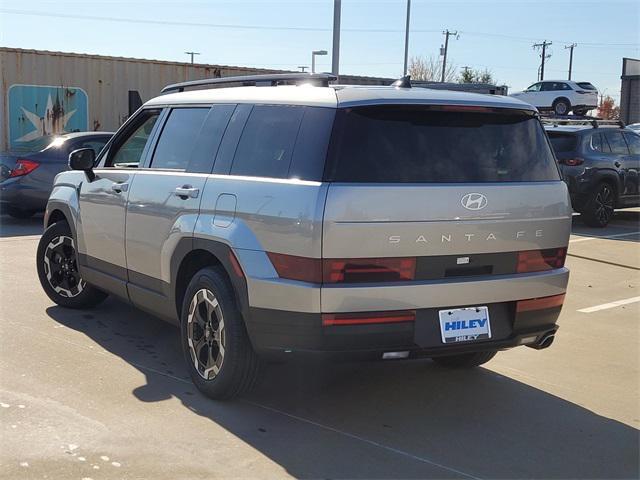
[{"x1": 510, "y1": 80, "x2": 598, "y2": 116}]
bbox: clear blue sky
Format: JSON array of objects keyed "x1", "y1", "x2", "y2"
[{"x1": 1, "y1": 0, "x2": 638, "y2": 101}]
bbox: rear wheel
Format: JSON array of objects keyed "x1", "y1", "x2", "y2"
[
  {"x1": 36, "y1": 221, "x2": 108, "y2": 308},
  {"x1": 553, "y1": 98, "x2": 571, "y2": 115},
  {"x1": 180, "y1": 266, "x2": 259, "y2": 400},
  {"x1": 432, "y1": 351, "x2": 497, "y2": 368},
  {"x1": 581, "y1": 182, "x2": 615, "y2": 227},
  {"x1": 573, "y1": 108, "x2": 588, "y2": 117}
]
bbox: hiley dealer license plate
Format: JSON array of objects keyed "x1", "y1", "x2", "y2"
[{"x1": 438, "y1": 306, "x2": 491, "y2": 343}]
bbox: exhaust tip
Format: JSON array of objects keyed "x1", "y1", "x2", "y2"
[{"x1": 527, "y1": 333, "x2": 555, "y2": 350}]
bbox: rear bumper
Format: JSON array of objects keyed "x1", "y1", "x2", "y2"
[
  {"x1": 0, "y1": 177, "x2": 48, "y2": 212},
  {"x1": 246, "y1": 302, "x2": 563, "y2": 359}
]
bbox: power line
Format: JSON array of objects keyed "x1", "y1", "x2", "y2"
[{"x1": 1, "y1": 8, "x2": 638, "y2": 49}]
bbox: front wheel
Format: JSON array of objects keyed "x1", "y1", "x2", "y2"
[
  {"x1": 180, "y1": 267, "x2": 259, "y2": 400},
  {"x1": 432, "y1": 350, "x2": 497, "y2": 368},
  {"x1": 36, "y1": 221, "x2": 108, "y2": 308},
  {"x1": 581, "y1": 182, "x2": 615, "y2": 227}
]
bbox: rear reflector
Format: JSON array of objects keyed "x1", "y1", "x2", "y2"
[
  {"x1": 516, "y1": 294, "x2": 565, "y2": 313},
  {"x1": 322, "y1": 310, "x2": 416, "y2": 326},
  {"x1": 517, "y1": 248, "x2": 567, "y2": 273},
  {"x1": 9, "y1": 158, "x2": 39, "y2": 178}
]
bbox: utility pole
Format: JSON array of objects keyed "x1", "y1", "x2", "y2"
[
  {"x1": 298, "y1": 66, "x2": 308, "y2": 73},
  {"x1": 332, "y1": 0, "x2": 341, "y2": 79},
  {"x1": 440, "y1": 30, "x2": 458, "y2": 83},
  {"x1": 532, "y1": 40, "x2": 552, "y2": 81},
  {"x1": 565, "y1": 43, "x2": 577, "y2": 80},
  {"x1": 403, "y1": 0, "x2": 411, "y2": 76},
  {"x1": 185, "y1": 51, "x2": 200, "y2": 64}
]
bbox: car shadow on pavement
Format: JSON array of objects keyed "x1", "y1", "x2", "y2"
[
  {"x1": 571, "y1": 210, "x2": 640, "y2": 244},
  {"x1": 46, "y1": 299, "x2": 639, "y2": 479},
  {"x1": 0, "y1": 214, "x2": 43, "y2": 238}
]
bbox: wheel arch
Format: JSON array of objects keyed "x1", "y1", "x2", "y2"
[
  {"x1": 553, "y1": 96, "x2": 571, "y2": 107},
  {"x1": 171, "y1": 238, "x2": 249, "y2": 324},
  {"x1": 44, "y1": 202, "x2": 78, "y2": 242},
  {"x1": 592, "y1": 170, "x2": 622, "y2": 206}
]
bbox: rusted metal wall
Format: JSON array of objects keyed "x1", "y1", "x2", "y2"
[{"x1": 0, "y1": 47, "x2": 391, "y2": 151}]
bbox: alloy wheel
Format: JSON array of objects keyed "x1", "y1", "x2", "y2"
[
  {"x1": 594, "y1": 184, "x2": 614, "y2": 225},
  {"x1": 43, "y1": 235, "x2": 85, "y2": 298},
  {"x1": 187, "y1": 288, "x2": 226, "y2": 380}
]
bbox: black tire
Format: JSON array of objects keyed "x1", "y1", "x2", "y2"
[
  {"x1": 36, "y1": 221, "x2": 108, "y2": 308},
  {"x1": 180, "y1": 266, "x2": 259, "y2": 400},
  {"x1": 581, "y1": 182, "x2": 615, "y2": 228},
  {"x1": 553, "y1": 98, "x2": 571, "y2": 116},
  {"x1": 573, "y1": 108, "x2": 588, "y2": 117},
  {"x1": 432, "y1": 350, "x2": 497, "y2": 369},
  {"x1": 6, "y1": 207, "x2": 35, "y2": 219}
]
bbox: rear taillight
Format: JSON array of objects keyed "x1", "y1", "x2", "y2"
[
  {"x1": 517, "y1": 248, "x2": 567, "y2": 273},
  {"x1": 9, "y1": 158, "x2": 39, "y2": 178},
  {"x1": 323, "y1": 257, "x2": 416, "y2": 283},
  {"x1": 266, "y1": 252, "x2": 322, "y2": 283},
  {"x1": 561, "y1": 158, "x2": 584, "y2": 166},
  {"x1": 322, "y1": 310, "x2": 416, "y2": 326},
  {"x1": 516, "y1": 294, "x2": 565, "y2": 313},
  {"x1": 267, "y1": 253, "x2": 417, "y2": 284}
]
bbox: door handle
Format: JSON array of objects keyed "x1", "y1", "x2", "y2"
[
  {"x1": 174, "y1": 186, "x2": 200, "y2": 199},
  {"x1": 111, "y1": 182, "x2": 129, "y2": 193}
]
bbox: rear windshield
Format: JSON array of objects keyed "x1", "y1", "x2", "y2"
[
  {"x1": 577, "y1": 82, "x2": 597, "y2": 91},
  {"x1": 547, "y1": 132, "x2": 578, "y2": 152},
  {"x1": 326, "y1": 107, "x2": 560, "y2": 183}
]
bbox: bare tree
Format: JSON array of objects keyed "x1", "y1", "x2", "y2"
[{"x1": 408, "y1": 55, "x2": 457, "y2": 82}]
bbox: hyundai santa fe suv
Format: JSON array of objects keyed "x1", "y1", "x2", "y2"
[
  {"x1": 37, "y1": 73, "x2": 571, "y2": 399},
  {"x1": 510, "y1": 80, "x2": 598, "y2": 116}
]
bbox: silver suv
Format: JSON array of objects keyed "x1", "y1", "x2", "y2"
[{"x1": 37, "y1": 74, "x2": 571, "y2": 399}]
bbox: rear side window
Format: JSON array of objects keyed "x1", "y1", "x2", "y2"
[
  {"x1": 548, "y1": 132, "x2": 578, "y2": 152},
  {"x1": 577, "y1": 82, "x2": 597, "y2": 91},
  {"x1": 230, "y1": 105, "x2": 304, "y2": 178},
  {"x1": 150, "y1": 108, "x2": 209, "y2": 170},
  {"x1": 605, "y1": 131, "x2": 630, "y2": 155},
  {"x1": 623, "y1": 132, "x2": 640, "y2": 154},
  {"x1": 326, "y1": 107, "x2": 560, "y2": 183}
]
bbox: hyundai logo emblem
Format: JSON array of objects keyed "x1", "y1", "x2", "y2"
[{"x1": 461, "y1": 193, "x2": 488, "y2": 211}]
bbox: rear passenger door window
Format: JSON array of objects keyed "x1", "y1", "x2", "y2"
[
  {"x1": 149, "y1": 108, "x2": 209, "y2": 170},
  {"x1": 623, "y1": 132, "x2": 640, "y2": 155},
  {"x1": 605, "y1": 131, "x2": 630, "y2": 155},
  {"x1": 230, "y1": 105, "x2": 305, "y2": 179}
]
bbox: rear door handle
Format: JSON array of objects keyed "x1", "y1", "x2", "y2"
[
  {"x1": 174, "y1": 186, "x2": 200, "y2": 199},
  {"x1": 111, "y1": 182, "x2": 129, "y2": 193}
]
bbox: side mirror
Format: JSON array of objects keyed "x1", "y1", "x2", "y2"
[{"x1": 69, "y1": 148, "x2": 95, "y2": 180}]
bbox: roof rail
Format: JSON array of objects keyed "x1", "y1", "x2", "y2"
[
  {"x1": 540, "y1": 115, "x2": 626, "y2": 129},
  {"x1": 161, "y1": 73, "x2": 337, "y2": 93}
]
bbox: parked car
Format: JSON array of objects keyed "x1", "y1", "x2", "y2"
[
  {"x1": 627, "y1": 123, "x2": 640, "y2": 133},
  {"x1": 37, "y1": 73, "x2": 571, "y2": 400},
  {"x1": 510, "y1": 80, "x2": 598, "y2": 116},
  {"x1": 546, "y1": 123, "x2": 640, "y2": 227},
  {"x1": 0, "y1": 132, "x2": 113, "y2": 218}
]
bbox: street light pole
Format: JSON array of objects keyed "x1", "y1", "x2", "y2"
[
  {"x1": 332, "y1": 0, "x2": 341, "y2": 78},
  {"x1": 403, "y1": 0, "x2": 411, "y2": 76},
  {"x1": 311, "y1": 50, "x2": 328, "y2": 73}
]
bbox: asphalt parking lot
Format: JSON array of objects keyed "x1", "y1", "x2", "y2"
[{"x1": 1, "y1": 211, "x2": 638, "y2": 480}]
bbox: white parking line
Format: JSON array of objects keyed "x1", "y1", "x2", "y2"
[
  {"x1": 570, "y1": 231, "x2": 640, "y2": 243},
  {"x1": 578, "y1": 296, "x2": 640, "y2": 313}
]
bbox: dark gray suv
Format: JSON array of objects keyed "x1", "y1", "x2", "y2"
[{"x1": 546, "y1": 123, "x2": 640, "y2": 227}]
